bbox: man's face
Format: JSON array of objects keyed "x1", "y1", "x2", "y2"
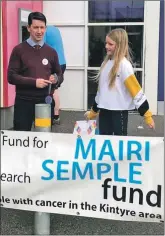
[{"x1": 27, "y1": 19, "x2": 46, "y2": 42}]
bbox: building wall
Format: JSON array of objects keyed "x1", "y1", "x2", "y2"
[
  {"x1": 43, "y1": 1, "x2": 160, "y2": 114},
  {"x1": 1, "y1": 3, "x2": 3, "y2": 107},
  {"x1": 43, "y1": 1, "x2": 86, "y2": 111},
  {"x1": 1, "y1": 1, "x2": 43, "y2": 129}
]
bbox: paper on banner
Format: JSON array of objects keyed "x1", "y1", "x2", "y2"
[{"x1": 73, "y1": 120, "x2": 97, "y2": 135}]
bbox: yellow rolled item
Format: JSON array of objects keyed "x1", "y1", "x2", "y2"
[
  {"x1": 87, "y1": 109, "x2": 99, "y2": 120},
  {"x1": 144, "y1": 110, "x2": 153, "y2": 125}
]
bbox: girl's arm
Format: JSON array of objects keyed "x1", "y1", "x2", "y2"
[
  {"x1": 84, "y1": 91, "x2": 99, "y2": 120},
  {"x1": 122, "y1": 61, "x2": 155, "y2": 128}
]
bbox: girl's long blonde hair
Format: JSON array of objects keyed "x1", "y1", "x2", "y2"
[{"x1": 95, "y1": 28, "x2": 133, "y2": 88}]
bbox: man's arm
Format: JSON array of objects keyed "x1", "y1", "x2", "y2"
[
  {"x1": 51, "y1": 51, "x2": 63, "y2": 88},
  {"x1": 7, "y1": 47, "x2": 36, "y2": 86}
]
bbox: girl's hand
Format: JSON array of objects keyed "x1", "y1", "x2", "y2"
[
  {"x1": 144, "y1": 114, "x2": 155, "y2": 130},
  {"x1": 147, "y1": 119, "x2": 155, "y2": 130},
  {"x1": 84, "y1": 110, "x2": 98, "y2": 120}
]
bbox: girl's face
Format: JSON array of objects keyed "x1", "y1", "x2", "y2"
[{"x1": 105, "y1": 36, "x2": 116, "y2": 57}]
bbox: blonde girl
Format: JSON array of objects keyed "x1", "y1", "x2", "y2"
[{"x1": 85, "y1": 28, "x2": 155, "y2": 135}]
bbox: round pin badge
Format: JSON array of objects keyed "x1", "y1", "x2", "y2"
[
  {"x1": 45, "y1": 95, "x2": 52, "y2": 104},
  {"x1": 42, "y1": 58, "x2": 48, "y2": 65}
]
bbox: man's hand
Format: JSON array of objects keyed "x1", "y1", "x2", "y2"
[
  {"x1": 36, "y1": 78, "x2": 52, "y2": 88},
  {"x1": 49, "y1": 74, "x2": 58, "y2": 84}
]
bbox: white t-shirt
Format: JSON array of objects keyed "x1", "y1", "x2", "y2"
[{"x1": 95, "y1": 57, "x2": 136, "y2": 110}]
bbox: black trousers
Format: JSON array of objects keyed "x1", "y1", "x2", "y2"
[
  {"x1": 99, "y1": 109, "x2": 128, "y2": 136},
  {"x1": 13, "y1": 96, "x2": 55, "y2": 131}
]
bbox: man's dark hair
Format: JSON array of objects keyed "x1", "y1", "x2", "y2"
[{"x1": 28, "y1": 12, "x2": 47, "y2": 26}]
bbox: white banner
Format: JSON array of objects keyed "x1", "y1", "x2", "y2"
[{"x1": 1, "y1": 130, "x2": 164, "y2": 223}]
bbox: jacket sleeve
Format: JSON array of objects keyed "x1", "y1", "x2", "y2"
[
  {"x1": 91, "y1": 87, "x2": 100, "y2": 113},
  {"x1": 121, "y1": 61, "x2": 153, "y2": 124},
  {"x1": 51, "y1": 50, "x2": 63, "y2": 89},
  {"x1": 7, "y1": 47, "x2": 36, "y2": 86}
]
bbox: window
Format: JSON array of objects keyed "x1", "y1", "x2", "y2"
[
  {"x1": 87, "y1": 0, "x2": 145, "y2": 109},
  {"x1": 89, "y1": 0, "x2": 144, "y2": 23},
  {"x1": 89, "y1": 25, "x2": 143, "y2": 68},
  {"x1": 88, "y1": 70, "x2": 98, "y2": 109}
]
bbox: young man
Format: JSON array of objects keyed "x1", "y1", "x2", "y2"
[
  {"x1": 7, "y1": 12, "x2": 63, "y2": 131},
  {"x1": 44, "y1": 25, "x2": 66, "y2": 125}
]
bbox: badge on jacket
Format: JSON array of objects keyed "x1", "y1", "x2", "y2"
[{"x1": 42, "y1": 58, "x2": 48, "y2": 65}]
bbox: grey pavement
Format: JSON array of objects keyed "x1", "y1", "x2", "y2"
[{"x1": 1, "y1": 111, "x2": 164, "y2": 235}]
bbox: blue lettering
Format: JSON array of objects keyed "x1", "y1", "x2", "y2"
[
  {"x1": 129, "y1": 163, "x2": 142, "y2": 184},
  {"x1": 97, "y1": 163, "x2": 111, "y2": 180},
  {"x1": 145, "y1": 141, "x2": 150, "y2": 161},
  {"x1": 74, "y1": 138, "x2": 96, "y2": 160},
  {"x1": 114, "y1": 163, "x2": 127, "y2": 182},
  {"x1": 119, "y1": 140, "x2": 124, "y2": 160},
  {"x1": 41, "y1": 159, "x2": 54, "y2": 180},
  {"x1": 72, "y1": 162, "x2": 94, "y2": 180},
  {"x1": 127, "y1": 141, "x2": 142, "y2": 161},
  {"x1": 57, "y1": 161, "x2": 69, "y2": 180},
  {"x1": 98, "y1": 140, "x2": 116, "y2": 161}
]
